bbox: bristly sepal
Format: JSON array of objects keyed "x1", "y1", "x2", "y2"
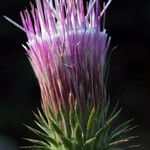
[{"x1": 23, "y1": 102, "x2": 138, "y2": 150}]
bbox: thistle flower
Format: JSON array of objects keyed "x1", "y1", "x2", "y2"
[{"x1": 5, "y1": 0, "x2": 138, "y2": 149}]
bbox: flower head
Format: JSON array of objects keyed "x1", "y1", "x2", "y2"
[
  {"x1": 5, "y1": 1, "x2": 138, "y2": 149},
  {"x1": 21, "y1": 0, "x2": 111, "y2": 115}
]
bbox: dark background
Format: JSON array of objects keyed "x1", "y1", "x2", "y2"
[{"x1": 0, "y1": 0, "x2": 150, "y2": 149}]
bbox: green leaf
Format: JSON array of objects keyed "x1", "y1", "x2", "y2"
[
  {"x1": 75, "y1": 101, "x2": 81, "y2": 122},
  {"x1": 82, "y1": 137, "x2": 95, "y2": 149},
  {"x1": 50, "y1": 119, "x2": 73, "y2": 149},
  {"x1": 34, "y1": 120, "x2": 51, "y2": 136},
  {"x1": 111, "y1": 126, "x2": 129, "y2": 140},
  {"x1": 75, "y1": 123, "x2": 83, "y2": 145},
  {"x1": 25, "y1": 125, "x2": 58, "y2": 147},
  {"x1": 95, "y1": 109, "x2": 122, "y2": 140},
  {"x1": 33, "y1": 111, "x2": 53, "y2": 137},
  {"x1": 25, "y1": 124, "x2": 48, "y2": 138},
  {"x1": 111, "y1": 119, "x2": 134, "y2": 136},
  {"x1": 59, "y1": 106, "x2": 70, "y2": 137},
  {"x1": 23, "y1": 138, "x2": 51, "y2": 147},
  {"x1": 125, "y1": 144, "x2": 141, "y2": 149},
  {"x1": 96, "y1": 102, "x2": 108, "y2": 127},
  {"x1": 21, "y1": 145, "x2": 51, "y2": 150},
  {"x1": 87, "y1": 107, "x2": 95, "y2": 132},
  {"x1": 51, "y1": 120, "x2": 64, "y2": 136},
  {"x1": 108, "y1": 101, "x2": 119, "y2": 119},
  {"x1": 60, "y1": 136, "x2": 73, "y2": 150},
  {"x1": 69, "y1": 110, "x2": 76, "y2": 132},
  {"x1": 45, "y1": 107, "x2": 57, "y2": 123},
  {"x1": 109, "y1": 136, "x2": 139, "y2": 147},
  {"x1": 106, "y1": 108, "x2": 122, "y2": 127},
  {"x1": 111, "y1": 125, "x2": 138, "y2": 141}
]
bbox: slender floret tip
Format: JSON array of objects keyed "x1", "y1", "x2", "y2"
[{"x1": 4, "y1": 15, "x2": 25, "y2": 32}]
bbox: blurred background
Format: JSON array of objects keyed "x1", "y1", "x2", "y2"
[{"x1": 0, "y1": 0, "x2": 150, "y2": 149}]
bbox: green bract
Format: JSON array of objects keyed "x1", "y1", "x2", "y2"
[{"x1": 22, "y1": 102, "x2": 138, "y2": 150}]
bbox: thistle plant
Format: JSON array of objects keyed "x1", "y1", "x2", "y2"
[{"x1": 5, "y1": 0, "x2": 138, "y2": 149}]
